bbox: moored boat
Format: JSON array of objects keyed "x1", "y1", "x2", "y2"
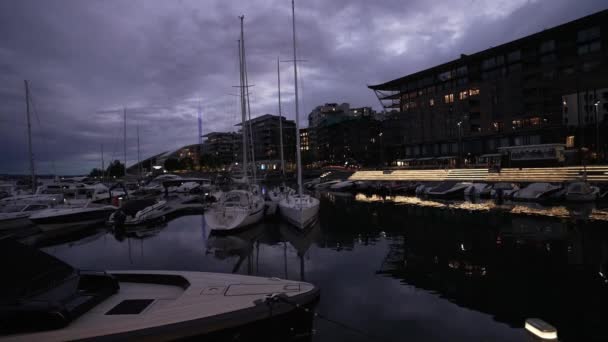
[
  {"x1": 512, "y1": 183, "x2": 562, "y2": 202},
  {"x1": 29, "y1": 202, "x2": 116, "y2": 232},
  {"x1": 0, "y1": 239, "x2": 319, "y2": 341},
  {"x1": 0, "y1": 203, "x2": 51, "y2": 230},
  {"x1": 205, "y1": 190, "x2": 265, "y2": 233},
  {"x1": 565, "y1": 181, "x2": 600, "y2": 202},
  {"x1": 426, "y1": 181, "x2": 470, "y2": 199}
]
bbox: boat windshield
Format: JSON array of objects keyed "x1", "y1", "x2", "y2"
[
  {"x1": 0, "y1": 205, "x2": 26, "y2": 213},
  {"x1": 0, "y1": 239, "x2": 75, "y2": 303}
]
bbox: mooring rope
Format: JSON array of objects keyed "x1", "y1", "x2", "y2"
[{"x1": 265, "y1": 293, "x2": 394, "y2": 342}]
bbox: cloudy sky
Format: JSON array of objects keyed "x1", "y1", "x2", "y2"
[{"x1": 0, "y1": 0, "x2": 605, "y2": 174}]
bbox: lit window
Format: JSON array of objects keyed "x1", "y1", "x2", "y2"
[
  {"x1": 459, "y1": 91, "x2": 468, "y2": 100},
  {"x1": 429, "y1": 98, "x2": 435, "y2": 106},
  {"x1": 566, "y1": 135, "x2": 575, "y2": 148},
  {"x1": 469, "y1": 88, "x2": 480, "y2": 96},
  {"x1": 530, "y1": 117, "x2": 541, "y2": 126},
  {"x1": 492, "y1": 121, "x2": 503, "y2": 132},
  {"x1": 444, "y1": 94, "x2": 454, "y2": 104}
]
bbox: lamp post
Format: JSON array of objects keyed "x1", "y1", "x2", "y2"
[
  {"x1": 594, "y1": 100, "x2": 600, "y2": 161},
  {"x1": 457, "y1": 121, "x2": 463, "y2": 168},
  {"x1": 379, "y1": 131, "x2": 384, "y2": 167}
]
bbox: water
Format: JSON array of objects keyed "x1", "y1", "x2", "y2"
[{"x1": 39, "y1": 192, "x2": 608, "y2": 341}]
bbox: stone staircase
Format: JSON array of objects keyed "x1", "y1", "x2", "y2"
[{"x1": 349, "y1": 166, "x2": 608, "y2": 183}]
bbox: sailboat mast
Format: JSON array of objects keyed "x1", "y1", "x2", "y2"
[
  {"x1": 101, "y1": 144, "x2": 104, "y2": 178},
  {"x1": 24, "y1": 80, "x2": 36, "y2": 192},
  {"x1": 242, "y1": 26, "x2": 257, "y2": 183},
  {"x1": 238, "y1": 19, "x2": 248, "y2": 182},
  {"x1": 291, "y1": 0, "x2": 303, "y2": 197},
  {"x1": 277, "y1": 57, "x2": 285, "y2": 176},
  {"x1": 137, "y1": 125, "x2": 141, "y2": 178},
  {"x1": 123, "y1": 107, "x2": 127, "y2": 177}
]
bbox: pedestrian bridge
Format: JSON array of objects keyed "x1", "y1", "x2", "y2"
[{"x1": 349, "y1": 166, "x2": 608, "y2": 183}]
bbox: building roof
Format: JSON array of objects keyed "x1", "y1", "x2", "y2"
[
  {"x1": 368, "y1": 9, "x2": 607, "y2": 91},
  {"x1": 235, "y1": 114, "x2": 295, "y2": 126},
  {"x1": 203, "y1": 131, "x2": 237, "y2": 138}
]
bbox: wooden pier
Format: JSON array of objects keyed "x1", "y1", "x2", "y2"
[{"x1": 349, "y1": 166, "x2": 608, "y2": 183}]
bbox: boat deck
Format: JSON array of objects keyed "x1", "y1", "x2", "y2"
[{"x1": 1, "y1": 271, "x2": 316, "y2": 341}]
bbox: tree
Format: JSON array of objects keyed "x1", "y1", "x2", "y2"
[
  {"x1": 200, "y1": 153, "x2": 221, "y2": 170},
  {"x1": 164, "y1": 157, "x2": 180, "y2": 171},
  {"x1": 181, "y1": 157, "x2": 194, "y2": 171},
  {"x1": 89, "y1": 168, "x2": 104, "y2": 177},
  {"x1": 106, "y1": 160, "x2": 125, "y2": 178}
]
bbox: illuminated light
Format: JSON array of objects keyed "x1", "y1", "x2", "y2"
[
  {"x1": 525, "y1": 319, "x2": 558, "y2": 340},
  {"x1": 152, "y1": 165, "x2": 162, "y2": 170},
  {"x1": 460, "y1": 243, "x2": 465, "y2": 251}
]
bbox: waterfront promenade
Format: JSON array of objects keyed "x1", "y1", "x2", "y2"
[{"x1": 349, "y1": 165, "x2": 608, "y2": 183}]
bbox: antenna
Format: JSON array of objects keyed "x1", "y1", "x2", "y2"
[
  {"x1": 123, "y1": 107, "x2": 127, "y2": 177},
  {"x1": 24, "y1": 80, "x2": 36, "y2": 192}
]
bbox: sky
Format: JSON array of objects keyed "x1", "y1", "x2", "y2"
[{"x1": 0, "y1": 0, "x2": 606, "y2": 175}]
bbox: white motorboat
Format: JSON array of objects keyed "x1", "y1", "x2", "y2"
[
  {"x1": 108, "y1": 198, "x2": 168, "y2": 227},
  {"x1": 0, "y1": 203, "x2": 51, "y2": 230},
  {"x1": 279, "y1": 1, "x2": 321, "y2": 231},
  {"x1": 0, "y1": 193, "x2": 64, "y2": 207},
  {"x1": 565, "y1": 182, "x2": 600, "y2": 202},
  {"x1": 0, "y1": 182, "x2": 17, "y2": 199},
  {"x1": 29, "y1": 202, "x2": 117, "y2": 232},
  {"x1": 426, "y1": 181, "x2": 470, "y2": 199},
  {"x1": 1, "y1": 239, "x2": 319, "y2": 341},
  {"x1": 464, "y1": 183, "x2": 491, "y2": 197},
  {"x1": 512, "y1": 183, "x2": 562, "y2": 202},
  {"x1": 205, "y1": 190, "x2": 265, "y2": 232}
]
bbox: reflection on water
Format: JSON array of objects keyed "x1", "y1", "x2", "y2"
[
  {"x1": 37, "y1": 193, "x2": 608, "y2": 341},
  {"x1": 353, "y1": 193, "x2": 608, "y2": 221}
]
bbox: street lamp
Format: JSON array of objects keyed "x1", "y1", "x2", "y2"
[
  {"x1": 457, "y1": 121, "x2": 463, "y2": 168},
  {"x1": 594, "y1": 100, "x2": 600, "y2": 160}
]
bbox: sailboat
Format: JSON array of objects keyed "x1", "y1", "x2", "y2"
[
  {"x1": 266, "y1": 57, "x2": 295, "y2": 215},
  {"x1": 204, "y1": 16, "x2": 265, "y2": 233},
  {"x1": 279, "y1": 0, "x2": 320, "y2": 230}
]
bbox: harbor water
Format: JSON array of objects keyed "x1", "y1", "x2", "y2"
[{"x1": 37, "y1": 191, "x2": 608, "y2": 341}]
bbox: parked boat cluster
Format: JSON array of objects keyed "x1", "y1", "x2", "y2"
[{"x1": 308, "y1": 177, "x2": 608, "y2": 204}]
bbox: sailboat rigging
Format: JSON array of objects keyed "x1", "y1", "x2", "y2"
[{"x1": 278, "y1": 0, "x2": 320, "y2": 229}]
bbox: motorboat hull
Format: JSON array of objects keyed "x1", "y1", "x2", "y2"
[
  {"x1": 2, "y1": 270, "x2": 320, "y2": 342},
  {"x1": 31, "y1": 207, "x2": 116, "y2": 232},
  {"x1": 427, "y1": 184, "x2": 469, "y2": 199},
  {"x1": 0, "y1": 215, "x2": 33, "y2": 231}
]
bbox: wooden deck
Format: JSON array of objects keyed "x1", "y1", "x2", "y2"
[{"x1": 349, "y1": 166, "x2": 608, "y2": 183}]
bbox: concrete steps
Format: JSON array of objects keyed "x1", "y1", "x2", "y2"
[{"x1": 349, "y1": 166, "x2": 608, "y2": 183}]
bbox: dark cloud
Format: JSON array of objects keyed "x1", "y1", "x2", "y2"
[{"x1": 1, "y1": 0, "x2": 605, "y2": 174}]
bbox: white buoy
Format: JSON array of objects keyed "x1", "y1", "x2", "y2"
[{"x1": 525, "y1": 318, "x2": 558, "y2": 341}]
